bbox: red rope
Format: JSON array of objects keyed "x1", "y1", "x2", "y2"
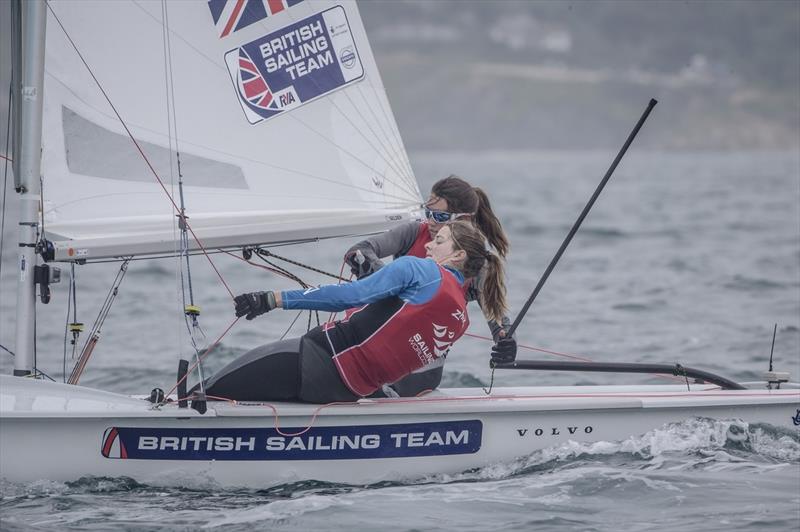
[
  {"x1": 174, "y1": 393, "x2": 359, "y2": 437},
  {"x1": 164, "y1": 316, "x2": 240, "y2": 399},
  {"x1": 0, "y1": 153, "x2": 11, "y2": 163},
  {"x1": 222, "y1": 250, "x2": 309, "y2": 286}
]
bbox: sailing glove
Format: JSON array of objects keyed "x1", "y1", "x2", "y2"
[
  {"x1": 234, "y1": 291, "x2": 277, "y2": 320},
  {"x1": 490, "y1": 332, "x2": 517, "y2": 366},
  {"x1": 345, "y1": 249, "x2": 384, "y2": 279}
]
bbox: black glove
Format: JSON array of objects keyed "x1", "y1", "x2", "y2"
[
  {"x1": 234, "y1": 291, "x2": 277, "y2": 320},
  {"x1": 490, "y1": 334, "x2": 517, "y2": 366},
  {"x1": 345, "y1": 249, "x2": 383, "y2": 279}
]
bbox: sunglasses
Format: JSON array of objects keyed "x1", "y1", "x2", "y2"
[{"x1": 424, "y1": 208, "x2": 471, "y2": 223}]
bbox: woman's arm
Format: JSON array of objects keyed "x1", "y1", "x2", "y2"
[
  {"x1": 280, "y1": 256, "x2": 442, "y2": 312},
  {"x1": 345, "y1": 222, "x2": 422, "y2": 278},
  {"x1": 468, "y1": 264, "x2": 517, "y2": 362}
]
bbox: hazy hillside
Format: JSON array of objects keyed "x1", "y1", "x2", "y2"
[
  {"x1": 1, "y1": 0, "x2": 798, "y2": 151},
  {"x1": 359, "y1": 0, "x2": 800, "y2": 150}
]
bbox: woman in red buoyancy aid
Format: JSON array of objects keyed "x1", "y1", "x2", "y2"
[
  {"x1": 344, "y1": 175, "x2": 514, "y2": 396},
  {"x1": 200, "y1": 221, "x2": 507, "y2": 404}
]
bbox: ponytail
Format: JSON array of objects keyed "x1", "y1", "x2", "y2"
[
  {"x1": 477, "y1": 252, "x2": 507, "y2": 323},
  {"x1": 447, "y1": 221, "x2": 508, "y2": 323},
  {"x1": 472, "y1": 187, "x2": 509, "y2": 259},
  {"x1": 431, "y1": 175, "x2": 510, "y2": 258}
]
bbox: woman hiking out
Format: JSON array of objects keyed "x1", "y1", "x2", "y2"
[
  {"x1": 200, "y1": 221, "x2": 507, "y2": 404},
  {"x1": 344, "y1": 175, "x2": 515, "y2": 396}
]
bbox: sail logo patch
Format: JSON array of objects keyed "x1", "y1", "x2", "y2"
[
  {"x1": 100, "y1": 420, "x2": 482, "y2": 461},
  {"x1": 224, "y1": 5, "x2": 364, "y2": 124},
  {"x1": 208, "y1": 0, "x2": 306, "y2": 39}
]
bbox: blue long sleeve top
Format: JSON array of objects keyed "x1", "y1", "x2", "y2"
[{"x1": 281, "y1": 256, "x2": 464, "y2": 311}]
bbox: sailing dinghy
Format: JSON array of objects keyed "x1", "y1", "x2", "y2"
[{"x1": 2, "y1": 0, "x2": 798, "y2": 488}]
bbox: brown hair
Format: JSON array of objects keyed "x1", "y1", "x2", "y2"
[
  {"x1": 431, "y1": 175, "x2": 509, "y2": 258},
  {"x1": 447, "y1": 220, "x2": 507, "y2": 322}
]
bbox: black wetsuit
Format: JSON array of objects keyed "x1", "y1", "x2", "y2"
[{"x1": 200, "y1": 256, "x2": 468, "y2": 403}]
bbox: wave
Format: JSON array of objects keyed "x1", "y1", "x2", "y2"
[{"x1": 423, "y1": 417, "x2": 800, "y2": 484}]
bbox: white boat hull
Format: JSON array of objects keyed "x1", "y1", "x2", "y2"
[{"x1": 1, "y1": 376, "x2": 798, "y2": 488}]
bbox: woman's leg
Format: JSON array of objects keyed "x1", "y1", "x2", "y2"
[
  {"x1": 373, "y1": 365, "x2": 444, "y2": 398},
  {"x1": 297, "y1": 338, "x2": 359, "y2": 403},
  {"x1": 202, "y1": 338, "x2": 302, "y2": 401}
]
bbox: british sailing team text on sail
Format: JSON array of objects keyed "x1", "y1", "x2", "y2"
[
  {"x1": 138, "y1": 429, "x2": 471, "y2": 452},
  {"x1": 259, "y1": 19, "x2": 331, "y2": 80}
]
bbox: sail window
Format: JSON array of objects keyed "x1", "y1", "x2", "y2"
[{"x1": 62, "y1": 107, "x2": 247, "y2": 189}]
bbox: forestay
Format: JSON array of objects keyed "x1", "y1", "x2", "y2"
[{"x1": 40, "y1": 0, "x2": 420, "y2": 262}]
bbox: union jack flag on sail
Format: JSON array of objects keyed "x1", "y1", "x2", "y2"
[
  {"x1": 236, "y1": 48, "x2": 277, "y2": 112},
  {"x1": 208, "y1": 0, "x2": 306, "y2": 38}
]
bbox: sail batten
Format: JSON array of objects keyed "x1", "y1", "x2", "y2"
[{"x1": 41, "y1": 0, "x2": 421, "y2": 262}]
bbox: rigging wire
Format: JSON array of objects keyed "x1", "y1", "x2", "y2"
[
  {"x1": 290, "y1": 113, "x2": 419, "y2": 201},
  {"x1": 355, "y1": 81, "x2": 417, "y2": 187},
  {"x1": 68, "y1": 259, "x2": 131, "y2": 385},
  {"x1": 350, "y1": 82, "x2": 418, "y2": 191},
  {"x1": 279, "y1": 310, "x2": 306, "y2": 341},
  {"x1": 62, "y1": 267, "x2": 72, "y2": 382},
  {"x1": 160, "y1": 316, "x2": 240, "y2": 405},
  {"x1": 332, "y1": 80, "x2": 417, "y2": 189},
  {"x1": 62, "y1": 263, "x2": 82, "y2": 382},
  {"x1": 160, "y1": 0, "x2": 207, "y2": 393}
]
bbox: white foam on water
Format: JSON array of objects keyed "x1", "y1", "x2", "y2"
[{"x1": 201, "y1": 494, "x2": 353, "y2": 529}]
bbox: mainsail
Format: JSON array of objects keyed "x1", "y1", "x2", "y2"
[{"x1": 40, "y1": 0, "x2": 421, "y2": 262}]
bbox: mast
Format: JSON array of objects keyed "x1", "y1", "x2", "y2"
[{"x1": 13, "y1": 0, "x2": 46, "y2": 376}]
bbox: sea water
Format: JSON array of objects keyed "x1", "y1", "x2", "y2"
[{"x1": 1, "y1": 150, "x2": 798, "y2": 531}]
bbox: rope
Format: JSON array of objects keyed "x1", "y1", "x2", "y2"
[
  {"x1": 254, "y1": 248, "x2": 350, "y2": 283},
  {"x1": 279, "y1": 310, "x2": 305, "y2": 341},
  {"x1": 253, "y1": 251, "x2": 311, "y2": 289},
  {"x1": 222, "y1": 250, "x2": 310, "y2": 288},
  {"x1": 162, "y1": 316, "x2": 240, "y2": 402},
  {"x1": 188, "y1": 395, "x2": 359, "y2": 438}
]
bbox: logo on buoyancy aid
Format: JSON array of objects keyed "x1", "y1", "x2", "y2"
[
  {"x1": 432, "y1": 323, "x2": 456, "y2": 357},
  {"x1": 409, "y1": 323, "x2": 456, "y2": 365},
  {"x1": 793, "y1": 409, "x2": 800, "y2": 426},
  {"x1": 451, "y1": 309, "x2": 467, "y2": 325},
  {"x1": 409, "y1": 333, "x2": 434, "y2": 365}
]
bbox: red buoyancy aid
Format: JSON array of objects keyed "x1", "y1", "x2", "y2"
[
  {"x1": 405, "y1": 222, "x2": 432, "y2": 259},
  {"x1": 306, "y1": 266, "x2": 469, "y2": 396}
]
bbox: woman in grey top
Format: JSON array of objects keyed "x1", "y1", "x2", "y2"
[{"x1": 345, "y1": 175, "x2": 514, "y2": 397}]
